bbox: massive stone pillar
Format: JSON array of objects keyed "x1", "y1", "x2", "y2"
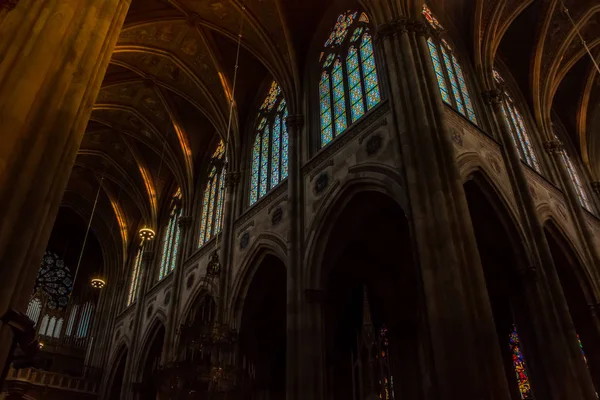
[
  {"x1": 0, "y1": 0, "x2": 130, "y2": 375},
  {"x1": 358, "y1": 2, "x2": 511, "y2": 398},
  {"x1": 220, "y1": 171, "x2": 240, "y2": 320},
  {"x1": 163, "y1": 215, "x2": 192, "y2": 361},
  {"x1": 483, "y1": 90, "x2": 596, "y2": 399},
  {"x1": 285, "y1": 115, "x2": 304, "y2": 400}
]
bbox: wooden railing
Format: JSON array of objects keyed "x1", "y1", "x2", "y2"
[{"x1": 5, "y1": 367, "x2": 99, "y2": 394}]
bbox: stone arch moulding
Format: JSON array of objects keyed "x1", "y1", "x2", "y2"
[
  {"x1": 464, "y1": 168, "x2": 533, "y2": 270},
  {"x1": 101, "y1": 341, "x2": 129, "y2": 398},
  {"x1": 228, "y1": 238, "x2": 288, "y2": 326},
  {"x1": 303, "y1": 176, "x2": 409, "y2": 291},
  {"x1": 543, "y1": 217, "x2": 599, "y2": 299},
  {"x1": 178, "y1": 279, "x2": 218, "y2": 331},
  {"x1": 133, "y1": 317, "x2": 166, "y2": 379}
]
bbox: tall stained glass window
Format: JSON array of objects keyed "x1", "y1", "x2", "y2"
[
  {"x1": 493, "y1": 69, "x2": 540, "y2": 172},
  {"x1": 127, "y1": 246, "x2": 143, "y2": 306},
  {"x1": 319, "y1": 11, "x2": 381, "y2": 147},
  {"x1": 249, "y1": 81, "x2": 289, "y2": 205},
  {"x1": 509, "y1": 325, "x2": 533, "y2": 399},
  {"x1": 423, "y1": 4, "x2": 478, "y2": 125},
  {"x1": 552, "y1": 134, "x2": 592, "y2": 210},
  {"x1": 199, "y1": 141, "x2": 226, "y2": 246},
  {"x1": 159, "y1": 189, "x2": 183, "y2": 280}
]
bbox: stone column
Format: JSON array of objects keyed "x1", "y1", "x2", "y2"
[
  {"x1": 483, "y1": 90, "x2": 596, "y2": 399},
  {"x1": 285, "y1": 115, "x2": 304, "y2": 400},
  {"x1": 122, "y1": 250, "x2": 154, "y2": 400},
  {"x1": 0, "y1": 0, "x2": 130, "y2": 372},
  {"x1": 220, "y1": 171, "x2": 240, "y2": 321},
  {"x1": 163, "y1": 215, "x2": 192, "y2": 361},
  {"x1": 358, "y1": 6, "x2": 511, "y2": 397},
  {"x1": 300, "y1": 289, "x2": 326, "y2": 400}
]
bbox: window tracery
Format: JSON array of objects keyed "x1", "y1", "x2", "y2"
[
  {"x1": 509, "y1": 325, "x2": 533, "y2": 399},
  {"x1": 319, "y1": 10, "x2": 381, "y2": 147},
  {"x1": 250, "y1": 81, "x2": 289, "y2": 205},
  {"x1": 127, "y1": 246, "x2": 143, "y2": 306},
  {"x1": 423, "y1": 4, "x2": 478, "y2": 125},
  {"x1": 553, "y1": 135, "x2": 591, "y2": 210},
  {"x1": 159, "y1": 188, "x2": 183, "y2": 280},
  {"x1": 493, "y1": 69, "x2": 540, "y2": 172},
  {"x1": 199, "y1": 140, "x2": 226, "y2": 246}
]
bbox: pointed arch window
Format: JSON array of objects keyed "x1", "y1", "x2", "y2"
[
  {"x1": 26, "y1": 298, "x2": 42, "y2": 325},
  {"x1": 493, "y1": 69, "x2": 540, "y2": 172},
  {"x1": 127, "y1": 246, "x2": 143, "y2": 306},
  {"x1": 423, "y1": 4, "x2": 478, "y2": 125},
  {"x1": 509, "y1": 325, "x2": 533, "y2": 399},
  {"x1": 250, "y1": 81, "x2": 289, "y2": 205},
  {"x1": 552, "y1": 134, "x2": 591, "y2": 210},
  {"x1": 199, "y1": 141, "x2": 226, "y2": 247},
  {"x1": 319, "y1": 11, "x2": 382, "y2": 147},
  {"x1": 159, "y1": 189, "x2": 183, "y2": 280}
]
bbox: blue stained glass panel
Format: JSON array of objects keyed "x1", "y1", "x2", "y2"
[
  {"x1": 320, "y1": 72, "x2": 333, "y2": 146},
  {"x1": 206, "y1": 180, "x2": 216, "y2": 239},
  {"x1": 347, "y1": 46, "x2": 364, "y2": 122},
  {"x1": 271, "y1": 116, "x2": 281, "y2": 187},
  {"x1": 282, "y1": 108, "x2": 289, "y2": 179},
  {"x1": 442, "y1": 48, "x2": 466, "y2": 116},
  {"x1": 332, "y1": 59, "x2": 347, "y2": 135},
  {"x1": 360, "y1": 34, "x2": 380, "y2": 110},
  {"x1": 250, "y1": 134, "x2": 260, "y2": 205},
  {"x1": 451, "y1": 54, "x2": 477, "y2": 124},
  {"x1": 260, "y1": 128, "x2": 269, "y2": 197},
  {"x1": 215, "y1": 171, "x2": 225, "y2": 233},
  {"x1": 199, "y1": 183, "x2": 211, "y2": 245},
  {"x1": 427, "y1": 39, "x2": 451, "y2": 103}
]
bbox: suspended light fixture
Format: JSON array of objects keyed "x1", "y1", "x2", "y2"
[
  {"x1": 139, "y1": 227, "x2": 156, "y2": 241},
  {"x1": 90, "y1": 277, "x2": 106, "y2": 289}
]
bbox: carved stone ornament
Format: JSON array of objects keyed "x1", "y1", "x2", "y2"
[
  {"x1": 240, "y1": 232, "x2": 250, "y2": 249},
  {"x1": 517, "y1": 265, "x2": 538, "y2": 282},
  {"x1": 591, "y1": 181, "x2": 600, "y2": 196},
  {"x1": 366, "y1": 134, "x2": 383, "y2": 155},
  {"x1": 315, "y1": 172, "x2": 329, "y2": 194},
  {"x1": 285, "y1": 115, "x2": 304, "y2": 132},
  {"x1": 225, "y1": 172, "x2": 241, "y2": 188},
  {"x1": 271, "y1": 207, "x2": 283, "y2": 226},
  {"x1": 178, "y1": 215, "x2": 193, "y2": 230},
  {"x1": 451, "y1": 129, "x2": 463, "y2": 147},
  {"x1": 543, "y1": 140, "x2": 563, "y2": 155},
  {"x1": 482, "y1": 89, "x2": 504, "y2": 107},
  {"x1": 164, "y1": 291, "x2": 171, "y2": 306},
  {"x1": 146, "y1": 304, "x2": 154, "y2": 319}
]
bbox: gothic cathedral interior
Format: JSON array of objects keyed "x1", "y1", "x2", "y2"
[{"x1": 1, "y1": 0, "x2": 600, "y2": 399}]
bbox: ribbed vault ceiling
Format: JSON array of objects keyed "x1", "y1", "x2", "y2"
[{"x1": 60, "y1": 0, "x2": 600, "y2": 278}]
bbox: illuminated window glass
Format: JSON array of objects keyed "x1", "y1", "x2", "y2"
[
  {"x1": 493, "y1": 69, "x2": 540, "y2": 172},
  {"x1": 553, "y1": 136, "x2": 591, "y2": 210},
  {"x1": 423, "y1": 5, "x2": 478, "y2": 125},
  {"x1": 26, "y1": 298, "x2": 42, "y2": 325},
  {"x1": 199, "y1": 141, "x2": 226, "y2": 246},
  {"x1": 509, "y1": 325, "x2": 533, "y2": 399},
  {"x1": 249, "y1": 82, "x2": 288, "y2": 205},
  {"x1": 127, "y1": 247, "x2": 143, "y2": 306},
  {"x1": 319, "y1": 11, "x2": 381, "y2": 147},
  {"x1": 159, "y1": 189, "x2": 183, "y2": 280}
]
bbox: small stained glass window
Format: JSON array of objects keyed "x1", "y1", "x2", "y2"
[
  {"x1": 127, "y1": 246, "x2": 143, "y2": 306},
  {"x1": 199, "y1": 141, "x2": 227, "y2": 247},
  {"x1": 509, "y1": 325, "x2": 533, "y2": 399},
  {"x1": 249, "y1": 81, "x2": 288, "y2": 205},
  {"x1": 159, "y1": 189, "x2": 183, "y2": 280},
  {"x1": 35, "y1": 252, "x2": 73, "y2": 311},
  {"x1": 320, "y1": 10, "x2": 381, "y2": 147},
  {"x1": 423, "y1": 5, "x2": 478, "y2": 125},
  {"x1": 493, "y1": 69, "x2": 540, "y2": 172}
]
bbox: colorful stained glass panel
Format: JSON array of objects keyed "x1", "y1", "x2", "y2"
[{"x1": 509, "y1": 326, "x2": 533, "y2": 399}]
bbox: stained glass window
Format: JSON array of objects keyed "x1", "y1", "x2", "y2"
[
  {"x1": 76, "y1": 302, "x2": 93, "y2": 338},
  {"x1": 509, "y1": 325, "x2": 533, "y2": 399},
  {"x1": 127, "y1": 246, "x2": 143, "y2": 306},
  {"x1": 35, "y1": 252, "x2": 73, "y2": 311},
  {"x1": 26, "y1": 298, "x2": 42, "y2": 326},
  {"x1": 249, "y1": 81, "x2": 288, "y2": 205},
  {"x1": 199, "y1": 141, "x2": 227, "y2": 246},
  {"x1": 159, "y1": 189, "x2": 183, "y2": 280},
  {"x1": 423, "y1": 5, "x2": 478, "y2": 125},
  {"x1": 556, "y1": 139, "x2": 591, "y2": 210},
  {"x1": 65, "y1": 304, "x2": 78, "y2": 336},
  {"x1": 493, "y1": 69, "x2": 541, "y2": 172},
  {"x1": 320, "y1": 11, "x2": 381, "y2": 148}
]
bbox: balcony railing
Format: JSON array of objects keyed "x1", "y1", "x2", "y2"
[{"x1": 4, "y1": 367, "x2": 99, "y2": 394}]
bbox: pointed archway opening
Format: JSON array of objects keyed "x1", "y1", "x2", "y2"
[
  {"x1": 321, "y1": 191, "x2": 419, "y2": 400},
  {"x1": 464, "y1": 179, "x2": 530, "y2": 400},
  {"x1": 544, "y1": 224, "x2": 599, "y2": 392},
  {"x1": 238, "y1": 254, "x2": 286, "y2": 399},
  {"x1": 108, "y1": 346, "x2": 128, "y2": 399},
  {"x1": 137, "y1": 323, "x2": 165, "y2": 400}
]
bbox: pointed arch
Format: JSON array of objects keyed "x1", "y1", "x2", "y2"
[
  {"x1": 198, "y1": 140, "x2": 226, "y2": 247},
  {"x1": 159, "y1": 188, "x2": 183, "y2": 280}
]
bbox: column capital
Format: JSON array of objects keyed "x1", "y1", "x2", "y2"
[
  {"x1": 224, "y1": 171, "x2": 241, "y2": 188},
  {"x1": 590, "y1": 181, "x2": 600, "y2": 196},
  {"x1": 0, "y1": 0, "x2": 18, "y2": 11},
  {"x1": 285, "y1": 115, "x2": 304, "y2": 131},
  {"x1": 177, "y1": 215, "x2": 193, "y2": 230},
  {"x1": 482, "y1": 89, "x2": 504, "y2": 108},
  {"x1": 544, "y1": 140, "x2": 564, "y2": 155}
]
